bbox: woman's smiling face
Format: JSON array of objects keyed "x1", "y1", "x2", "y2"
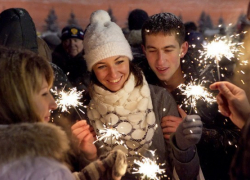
[{"x1": 92, "y1": 56, "x2": 130, "y2": 92}]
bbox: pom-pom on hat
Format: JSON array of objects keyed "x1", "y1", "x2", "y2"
[
  {"x1": 61, "y1": 25, "x2": 84, "y2": 41},
  {"x1": 83, "y1": 10, "x2": 133, "y2": 71}
]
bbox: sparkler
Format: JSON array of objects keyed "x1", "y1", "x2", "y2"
[
  {"x1": 132, "y1": 150, "x2": 165, "y2": 180},
  {"x1": 178, "y1": 79, "x2": 216, "y2": 113},
  {"x1": 93, "y1": 122, "x2": 124, "y2": 148},
  {"x1": 199, "y1": 35, "x2": 243, "y2": 81},
  {"x1": 52, "y1": 87, "x2": 84, "y2": 119}
]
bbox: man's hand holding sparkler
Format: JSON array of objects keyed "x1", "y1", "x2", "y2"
[
  {"x1": 168, "y1": 111, "x2": 202, "y2": 180},
  {"x1": 210, "y1": 81, "x2": 250, "y2": 129},
  {"x1": 161, "y1": 107, "x2": 185, "y2": 140},
  {"x1": 172, "y1": 110, "x2": 202, "y2": 151},
  {"x1": 71, "y1": 120, "x2": 97, "y2": 161}
]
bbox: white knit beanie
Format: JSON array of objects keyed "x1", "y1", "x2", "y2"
[{"x1": 83, "y1": 10, "x2": 133, "y2": 71}]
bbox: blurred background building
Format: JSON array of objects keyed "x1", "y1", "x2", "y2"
[{"x1": 0, "y1": 0, "x2": 248, "y2": 33}]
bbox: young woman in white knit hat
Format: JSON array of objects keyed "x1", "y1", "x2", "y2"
[{"x1": 71, "y1": 10, "x2": 203, "y2": 180}]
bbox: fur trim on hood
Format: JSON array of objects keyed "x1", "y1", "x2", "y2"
[
  {"x1": 127, "y1": 29, "x2": 142, "y2": 46},
  {"x1": 0, "y1": 122, "x2": 70, "y2": 166}
]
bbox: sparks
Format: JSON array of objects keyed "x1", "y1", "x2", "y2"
[
  {"x1": 199, "y1": 35, "x2": 243, "y2": 81},
  {"x1": 199, "y1": 36, "x2": 242, "y2": 62},
  {"x1": 178, "y1": 80, "x2": 216, "y2": 113},
  {"x1": 94, "y1": 124, "x2": 124, "y2": 146},
  {"x1": 132, "y1": 150, "x2": 165, "y2": 180},
  {"x1": 54, "y1": 87, "x2": 83, "y2": 112},
  {"x1": 240, "y1": 60, "x2": 248, "y2": 66},
  {"x1": 50, "y1": 87, "x2": 85, "y2": 119}
]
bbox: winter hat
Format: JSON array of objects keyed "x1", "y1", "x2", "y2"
[
  {"x1": 0, "y1": 8, "x2": 38, "y2": 53},
  {"x1": 128, "y1": 9, "x2": 148, "y2": 30},
  {"x1": 184, "y1": 21, "x2": 197, "y2": 33},
  {"x1": 61, "y1": 25, "x2": 84, "y2": 41},
  {"x1": 83, "y1": 10, "x2": 133, "y2": 71}
]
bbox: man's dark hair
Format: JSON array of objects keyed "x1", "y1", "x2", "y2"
[{"x1": 142, "y1": 12, "x2": 185, "y2": 46}]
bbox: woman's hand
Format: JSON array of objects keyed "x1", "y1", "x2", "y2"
[{"x1": 71, "y1": 120, "x2": 97, "y2": 160}]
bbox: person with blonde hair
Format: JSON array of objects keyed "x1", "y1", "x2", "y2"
[{"x1": 0, "y1": 47, "x2": 127, "y2": 180}]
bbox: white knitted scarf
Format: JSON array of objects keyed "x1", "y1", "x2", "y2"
[{"x1": 87, "y1": 74, "x2": 156, "y2": 164}]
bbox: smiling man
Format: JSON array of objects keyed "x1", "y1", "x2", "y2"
[
  {"x1": 141, "y1": 12, "x2": 240, "y2": 180},
  {"x1": 143, "y1": 32, "x2": 187, "y2": 92}
]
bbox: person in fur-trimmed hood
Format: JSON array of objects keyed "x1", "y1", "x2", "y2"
[
  {"x1": 0, "y1": 122, "x2": 74, "y2": 180},
  {"x1": 0, "y1": 122, "x2": 127, "y2": 180},
  {"x1": 71, "y1": 10, "x2": 203, "y2": 180},
  {"x1": 0, "y1": 8, "x2": 85, "y2": 170},
  {"x1": 0, "y1": 48, "x2": 127, "y2": 180}
]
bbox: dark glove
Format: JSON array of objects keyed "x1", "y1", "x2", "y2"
[{"x1": 175, "y1": 115, "x2": 202, "y2": 150}]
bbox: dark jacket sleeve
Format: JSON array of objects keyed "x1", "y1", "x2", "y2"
[
  {"x1": 230, "y1": 116, "x2": 250, "y2": 180},
  {"x1": 149, "y1": 85, "x2": 200, "y2": 180},
  {"x1": 196, "y1": 97, "x2": 240, "y2": 150}
]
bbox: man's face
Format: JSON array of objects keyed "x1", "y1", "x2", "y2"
[
  {"x1": 62, "y1": 38, "x2": 84, "y2": 57},
  {"x1": 143, "y1": 33, "x2": 188, "y2": 84}
]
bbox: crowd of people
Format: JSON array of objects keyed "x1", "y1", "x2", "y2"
[{"x1": 0, "y1": 5, "x2": 250, "y2": 180}]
